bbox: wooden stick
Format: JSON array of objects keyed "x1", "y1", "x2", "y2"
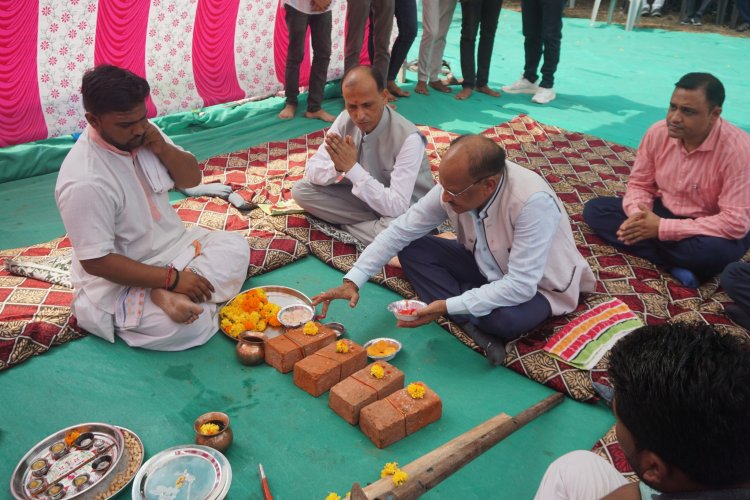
[{"x1": 358, "y1": 392, "x2": 564, "y2": 500}]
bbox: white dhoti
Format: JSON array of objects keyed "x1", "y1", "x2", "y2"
[
  {"x1": 534, "y1": 450, "x2": 630, "y2": 500},
  {"x1": 75, "y1": 230, "x2": 249, "y2": 351}
]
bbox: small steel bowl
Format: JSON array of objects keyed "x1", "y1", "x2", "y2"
[
  {"x1": 325, "y1": 322, "x2": 346, "y2": 338},
  {"x1": 277, "y1": 304, "x2": 315, "y2": 328},
  {"x1": 73, "y1": 432, "x2": 95, "y2": 450},
  {"x1": 363, "y1": 337, "x2": 402, "y2": 361},
  {"x1": 387, "y1": 300, "x2": 427, "y2": 322}
]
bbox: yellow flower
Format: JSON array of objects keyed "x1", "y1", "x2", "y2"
[
  {"x1": 199, "y1": 422, "x2": 220, "y2": 435},
  {"x1": 175, "y1": 474, "x2": 186, "y2": 488},
  {"x1": 336, "y1": 340, "x2": 349, "y2": 353},
  {"x1": 324, "y1": 493, "x2": 341, "y2": 500},
  {"x1": 392, "y1": 469, "x2": 408, "y2": 486},
  {"x1": 407, "y1": 383, "x2": 426, "y2": 399},
  {"x1": 380, "y1": 462, "x2": 399, "y2": 477},
  {"x1": 370, "y1": 364, "x2": 385, "y2": 379},
  {"x1": 303, "y1": 321, "x2": 319, "y2": 336}
]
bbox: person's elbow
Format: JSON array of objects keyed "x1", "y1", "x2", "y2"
[{"x1": 79, "y1": 256, "x2": 110, "y2": 278}]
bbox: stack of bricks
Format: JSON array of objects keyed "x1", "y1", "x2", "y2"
[
  {"x1": 264, "y1": 322, "x2": 337, "y2": 373},
  {"x1": 294, "y1": 339, "x2": 368, "y2": 397},
  {"x1": 329, "y1": 361, "x2": 405, "y2": 424},
  {"x1": 359, "y1": 382, "x2": 442, "y2": 449}
]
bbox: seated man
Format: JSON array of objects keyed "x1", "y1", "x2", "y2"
[
  {"x1": 311, "y1": 135, "x2": 595, "y2": 365},
  {"x1": 55, "y1": 65, "x2": 249, "y2": 351},
  {"x1": 721, "y1": 261, "x2": 750, "y2": 330},
  {"x1": 583, "y1": 72, "x2": 750, "y2": 288},
  {"x1": 535, "y1": 322, "x2": 750, "y2": 499},
  {"x1": 292, "y1": 65, "x2": 434, "y2": 245}
]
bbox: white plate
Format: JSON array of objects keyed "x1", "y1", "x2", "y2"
[{"x1": 131, "y1": 445, "x2": 231, "y2": 500}]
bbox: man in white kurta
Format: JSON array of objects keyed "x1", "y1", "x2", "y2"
[{"x1": 55, "y1": 65, "x2": 248, "y2": 351}]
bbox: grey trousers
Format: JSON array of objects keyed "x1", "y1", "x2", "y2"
[
  {"x1": 284, "y1": 5, "x2": 332, "y2": 112},
  {"x1": 345, "y1": 0, "x2": 395, "y2": 86},
  {"x1": 291, "y1": 179, "x2": 394, "y2": 245},
  {"x1": 418, "y1": 0, "x2": 458, "y2": 82}
]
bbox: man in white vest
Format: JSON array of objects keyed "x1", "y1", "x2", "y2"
[
  {"x1": 311, "y1": 134, "x2": 595, "y2": 364},
  {"x1": 292, "y1": 65, "x2": 434, "y2": 245},
  {"x1": 55, "y1": 65, "x2": 249, "y2": 351}
]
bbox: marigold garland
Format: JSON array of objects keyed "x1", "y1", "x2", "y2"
[
  {"x1": 407, "y1": 382, "x2": 426, "y2": 399},
  {"x1": 370, "y1": 364, "x2": 385, "y2": 379},
  {"x1": 303, "y1": 321, "x2": 319, "y2": 336},
  {"x1": 219, "y1": 289, "x2": 281, "y2": 338},
  {"x1": 324, "y1": 493, "x2": 341, "y2": 500}
]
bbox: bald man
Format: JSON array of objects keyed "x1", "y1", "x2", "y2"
[
  {"x1": 311, "y1": 135, "x2": 595, "y2": 365},
  {"x1": 292, "y1": 65, "x2": 434, "y2": 245}
]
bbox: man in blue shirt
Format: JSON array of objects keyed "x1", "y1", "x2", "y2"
[{"x1": 312, "y1": 135, "x2": 594, "y2": 365}]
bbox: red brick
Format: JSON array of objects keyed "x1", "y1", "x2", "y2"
[
  {"x1": 293, "y1": 340, "x2": 367, "y2": 397},
  {"x1": 359, "y1": 382, "x2": 442, "y2": 449},
  {"x1": 264, "y1": 322, "x2": 337, "y2": 373},
  {"x1": 329, "y1": 362, "x2": 405, "y2": 425}
]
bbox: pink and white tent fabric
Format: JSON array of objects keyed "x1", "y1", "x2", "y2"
[{"x1": 0, "y1": 0, "x2": 370, "y2": 148}]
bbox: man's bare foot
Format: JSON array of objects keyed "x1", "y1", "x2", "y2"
[
  {"x1": 387, "y1": 81, "x2": 410, "y2": 98},
  {"x1": 305, "y1": 109, "x2": 336, "y2": 122},
  {"x1": 429, "y1": 80, "x2": 452, "y2": 93},
  {"x1": 387, "y1": 256, "x2": 402, "y2": 268},
  {"x1": 278, "y1": 104, "x2": 296, "y2": 120},
  {"x1": 414, "y1": 81, "x2": 429, "y2": 95},
  {"x1": 385, "y1": 89, "x2": 398, "y2": 102},
  {"x1": 152, "y1": 288, "x2": 204, "y2": 324},
  {"x1": 455, "y1": 87, "x2": 473, "y2": 100},
  {"x1": 387, "y1": 102, "x2": 397, "y2": 110},
  {"x1": 477, "y1": 85, "x2": 501, "y2": 97}
]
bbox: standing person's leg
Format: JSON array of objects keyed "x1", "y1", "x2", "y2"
[
  {"x1": 370, "y1": 0, "x2": 396, "y2": 88},
  {"x1": 416, "y1": 0, "x2": 442, "y2": 90},
  {"x1": 280, "y1": 6, "x2": 309, "y2": 119},
  {"x1": 345, "y1": 0, "x2": 372, "y2": 74},
  {"x1": 456, "y1": 0, "x2": 482, "y2": 99},
  {"x1": 538, "y1": 0, "x2": 564, "y2": 89},
  {"x1": 306, "y1": 11, "x2": 335, "y2": 122},
  {"x1": 474, "y1": 0, "x2": 502, "y2": 96},
  {"x1": 721, "y1": 262, "x2": 750, "y2": 329},
  {"x1": 521, "y1": 0, "x2": 543, "y2": 86},
  {"x1": 736, "y1": 0, "x2": 750, "y2": 30},
  {"x1": 530, "y1": 0, "x2": 564, "y2": 104},
  {"x1": 387, "y1": 0, "x2": 417, "y2": 98}
]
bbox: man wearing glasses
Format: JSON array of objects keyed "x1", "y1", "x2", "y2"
[{"x1": 312, "y1": 134, "x2": 595, "y2": 364}]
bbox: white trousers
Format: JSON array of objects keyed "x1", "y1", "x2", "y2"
[
  {"x1": 417, "y1": 0, "x2": 458, "y2": 82},
  {"x1": 534, "y1": 451, "x2": 629, "y2": 500},
  {"x1": 115, "y1": 230, "x2": 249, "y2": 351}
]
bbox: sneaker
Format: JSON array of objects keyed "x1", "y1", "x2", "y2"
[
  {"x1": 531, "y1": 87, "x2": 556, "y2": 104},
  {"x1": 680, "y1": 16, "x2": 692, "y2": 24},
  {"x1": 692, "y1": 16, "x2": 702, "y2": 25},
  {"x1": 641, "y1": 6, "x2": 650, "y2": 15},
  {"x1": 502, "y1": 77, "x2": 539, "y2": 95},
  {"x1": 737, "y1": 22, "x2": 750, "y2": 32},
  {"x1": 651, "y1": 8, "x2": 662, "y2": 16}
]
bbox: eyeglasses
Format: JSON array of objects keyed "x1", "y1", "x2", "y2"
[{"x1": 442, "y1": 175, "x2": 492, "y2": 198}]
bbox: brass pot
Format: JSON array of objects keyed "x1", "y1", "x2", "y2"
[
  {"x1": 194, "y1": 411, "x2": 233, "y2": 452},
  {"x1": 236, "y1": 331, "x2": 266, "y2": 366}
]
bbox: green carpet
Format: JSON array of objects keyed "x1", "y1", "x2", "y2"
[{"x1": 2, "y1": 9, "x2": 748, "y2": 499}]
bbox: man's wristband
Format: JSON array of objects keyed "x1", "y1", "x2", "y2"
[{"x1": 167, "y1": 268, "x2": 180, "y2": 291}]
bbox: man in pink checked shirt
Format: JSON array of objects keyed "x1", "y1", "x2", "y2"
[{"x1": 583, "y1": 72, "x2": 750, "y2": 288}]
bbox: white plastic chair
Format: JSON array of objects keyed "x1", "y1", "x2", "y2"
[{"x1": 590, "y1": 0, "x2": 644, "y2": 30}]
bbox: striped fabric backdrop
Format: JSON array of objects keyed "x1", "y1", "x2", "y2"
[{"x1": 0, "y1": 0, "x2": 362, "y2": 147}]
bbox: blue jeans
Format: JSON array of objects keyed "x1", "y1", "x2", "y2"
[
  {"x1": 459, "y1": 0, "x2": 503, "y2": 88},
  {"x1": 583, "y1": 196, "x2": 750, "y2": 279},
  {"x1": 521, "y1": 0, "x2": 565, "y2": 88},
  {"x1": 398, "y1": 235, "x2": 552, "y2": 341}
]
